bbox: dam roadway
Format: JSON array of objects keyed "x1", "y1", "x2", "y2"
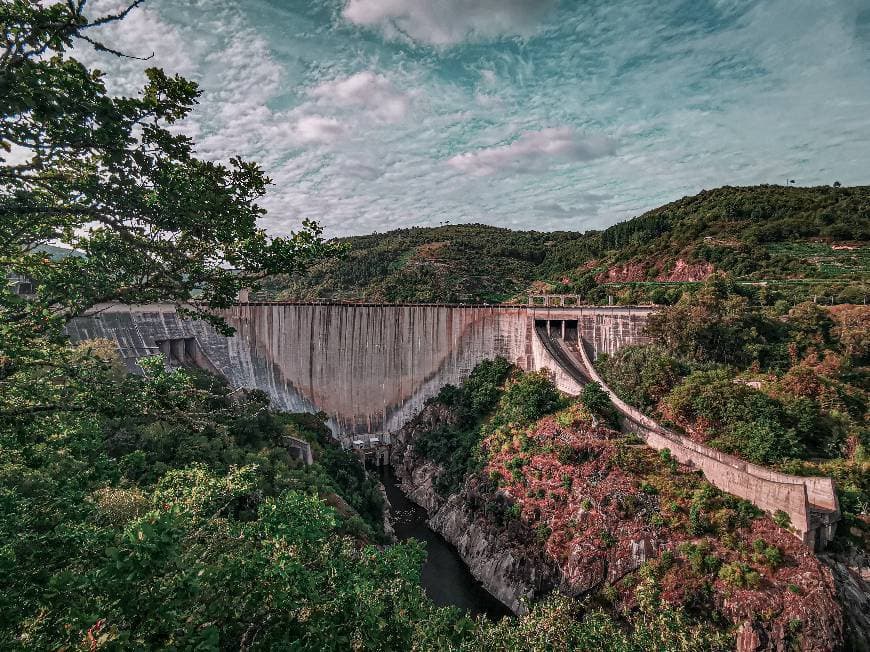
[{"x1": 66, "y1": 299, "x2": 839, "y2": 549}]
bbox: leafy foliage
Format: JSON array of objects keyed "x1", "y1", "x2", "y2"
[
  {"x1": 591, "y1": 277, "x2": 867, "y2": 539},
  {"x1": 644, "y1": 275, "x2": 788, "y2": 367},
  {"x1": 598, "y1": 346, "x2": 686, "y2": 412},
  {"x1": 487, "y1": 370, "x2": 566, "y2": 433},
  {"x1": 0, "y1": 342, "x2": 455, "y2": 648},
  {"x1": 1, "y1": 0, "x2": 338, "y2": 338},
  {"x1": 662, "y1": 369, "x2": 808, "y2": 465},
  {"x1": 414, "y1": 358, "x2": 513, "y2": 495},
  {"x1": 580, "y1": 381, "x2": 619, "y2": 428},
  {"x1": 466, "y1": 595, "x2": 730, "y2": 652}
]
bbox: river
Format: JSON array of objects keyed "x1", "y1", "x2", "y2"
[{"x1": 379, "y1": 468, "x2": 510, "y2": 620}]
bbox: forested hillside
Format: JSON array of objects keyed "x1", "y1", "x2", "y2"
[
  {"x1": 398, "y1": 360, "x2": 846, "y2": 649},
  {"x1": 268, "y1": 184, "x2": 869, "y2": 305}
]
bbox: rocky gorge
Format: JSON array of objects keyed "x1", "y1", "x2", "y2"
[{"x1": 389, "y1": 382, "x2": 845, "y2": 651}]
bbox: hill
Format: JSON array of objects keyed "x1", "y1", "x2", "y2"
[{"x1": 265, "y1": 184, "x2": 869, "y2": 304}]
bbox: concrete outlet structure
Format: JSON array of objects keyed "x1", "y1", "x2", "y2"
[{"x1": 67, "y1": 299, "x2": 838, "y2": 549}]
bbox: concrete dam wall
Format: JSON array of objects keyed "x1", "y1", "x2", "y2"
[
  {"x1": 66, "y1": 302, "x2": 652, "y2": 435},
  {"x1": 67, "y1": 301, "x2": 838, "y2": 548}
]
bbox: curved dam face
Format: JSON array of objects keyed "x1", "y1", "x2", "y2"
[{"x1": 65, "y1": 302, "x2": 652, "y2": 434}]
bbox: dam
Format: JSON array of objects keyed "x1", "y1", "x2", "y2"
[
  {"x1": 66, "y1": 298, "x2": 838, "y2": 549},
  {"x1": 66, "y1": 299, "x2": 653, "y2": 434}
]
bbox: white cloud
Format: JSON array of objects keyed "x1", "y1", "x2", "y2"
[
  {"x1": 292, "y1": 115, "x2": 347, "y2": 144},
  {"x1": 2, "y1": 144, "x2": 35, "y2": 167},
  {"x1": 309, "y1": 71, "x2": 410, "y2": 123},
  {"x1": 64, "y1": 0, "x2": 870, "y2": 238},
  {"x1": 447, "y1": 128, "x2": 617, "y2": 176},
  {"x1": 341, "y1": 0, "x2": 557, "y2": 46}
]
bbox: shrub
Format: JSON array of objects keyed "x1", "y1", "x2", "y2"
[
  {"x1": 599, "y1": 584, "x2": 619, "y2": 605},
  {"x1": 680, "y1": 542, "x2": 720, "y2": 575},
  {"x1": 773, "y1": 509, "x2": 792, "y2": 529},
  {"x1": 580, "y1": 382, "x2": 618, "y2": 427},
  {"x1": 490, "y1": 372, "x2": 564, "y2": 430},
  {"x1": 600, "y1": 529, "x2": 616, "y2": 548},
  {"x1": 664, "y1": 369, "x2": 807, "y2": 464},
  {"x1": 752, "y1": 539, "x2": 783, "y2": 568},
  {"x1": 718, "y1": 562, "x2": 761, "y2": 589},
  {"x1": 597, "y1": 345, "x2": 687, "y2": 412},
  {"x1": 688, "y1": 503, "x2": 709, "y2": 536},
  {"x1": 717, "y1": 562, "x2": 743, "y2": 587}
]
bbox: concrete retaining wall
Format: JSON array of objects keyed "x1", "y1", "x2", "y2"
[{"x1": 543, "y1": 326, "x2": 838, "y2": 547}]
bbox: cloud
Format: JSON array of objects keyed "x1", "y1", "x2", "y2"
[
  {"x1": 341, "y1": 0, "x2": 557, "y2": 45},
  {"x1": 292, "y1": 115, "x2": 347, "y2": 144},
  {"x1": 67, "y1": 0, "x2": 870, "y2": 238},
  {"x1": 447, "y1": 128, "x2": 617, "y2": 176},
  {"x1": 309, "y1": 71, "x2": 410, "y2": 123}
]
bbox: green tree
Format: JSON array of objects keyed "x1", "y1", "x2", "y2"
[
  {"x1": 663, "y1": 369, "x2": 806, "y2": 464},
  {"x1": 644, "y1": 275, "x2": 782, "y2": 367},
  {"x1": 580, "y1": 381, "x2": 619, "y2": 427},
  {"x1": 1, "y1": 0, "x2": 337, "y2": 339},
  {"x1": 597, "y1": 345, "x2": 686, "y2": 412},
  {"x1": 489, "y1": 371, "x2": 565, "y2": 430}
]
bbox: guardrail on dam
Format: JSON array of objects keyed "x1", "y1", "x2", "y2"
[{"x1": 66, "y1": 299, "x2": 838, "y2": 549}]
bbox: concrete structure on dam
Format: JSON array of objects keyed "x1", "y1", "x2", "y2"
[{"x1": 66, "y1": 298, "x2": 838, "y2": 549}]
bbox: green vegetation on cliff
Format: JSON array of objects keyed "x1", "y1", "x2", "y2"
[
  {"x1": 268, "y1": 185, "x2": 868, "y2": 305},
  {"x1": 405, "y1": 361, "x2": 842, "y2": 649},
  {"x1": 598, "y1": 278, "x2": 868, "y2": 544}
]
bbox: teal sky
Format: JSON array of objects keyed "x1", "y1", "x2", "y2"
[{"x1": 80, "y1": 0, "x2": 870, "y2": 237}]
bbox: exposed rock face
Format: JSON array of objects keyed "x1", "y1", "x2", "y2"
[
  {"x1": 392, "y1": 404, "x2": 691, "y2": 616},
  {"x1": 392, "y1": 399, "x2": 844, "y2": 650},
  {"x1": 391, "y1": 403, "x2": 559, "y2": 613},
  {"x1": 596, "y1": 262, "x2": 647, "y2": 283},
  {"x1": 428, "y1": 489, "x2": 558, "y2": 613},
  {"x1": 823, "y1": 548, "x2": 870, "y2": 651},
  {"x1": 656, "y1": 259, "x2": 714, "y2": 282},
  {"x1": 592, "y1": 258, "x2": 715, "y2": 284}
]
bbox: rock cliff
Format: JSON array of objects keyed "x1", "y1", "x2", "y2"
[
  {"x1": 392, "y1": 399, "x2": 844, "y2": 650},
  {"x1": 391, "y1": 402, "x2": 559, "y2": 613}
]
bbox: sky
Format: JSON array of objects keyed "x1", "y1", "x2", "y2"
[{"x1": 77, "y1": 0, "x2": 870, "y2": 238}]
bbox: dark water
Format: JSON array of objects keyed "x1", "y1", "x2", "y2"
[{"x1": 380, "y1": 468, "x2": 511, "y2": 620}]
